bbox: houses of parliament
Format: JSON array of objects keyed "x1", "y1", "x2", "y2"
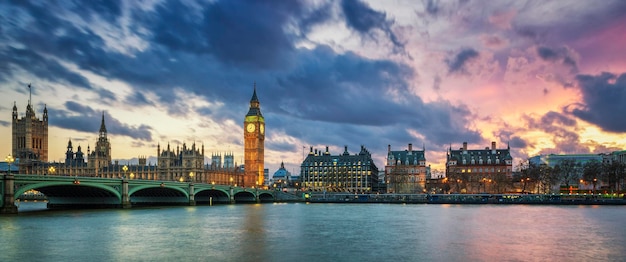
[{"x1": 10, "y1": 85, "x2": 265, "y2": 188}]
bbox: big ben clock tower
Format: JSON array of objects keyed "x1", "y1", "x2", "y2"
[{"x1": 244, "y1": 84, "x2": 265, "y2": 188}]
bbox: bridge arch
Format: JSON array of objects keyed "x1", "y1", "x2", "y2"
[
  {"x1": 194, "y1": 188, "x2": 230, "y2": 204},
  {"x1": 258, "y1": 192, "x2": 274, "y2": 202},
  {"x1": 15, "y1": 182, "x2": 122, "y2": 201},
  {"x1": 233, "y1": 191, "x2": 256, "y2": 203},
  {"x1": 129, "y1": 185, "x2": 189, "y2": 198},
  {"x1": 128, "y1": 185, "x2": 190, "y2": 205},
  {"x1": 15, "y1": 181, "x2": 123, "y2": 208}
]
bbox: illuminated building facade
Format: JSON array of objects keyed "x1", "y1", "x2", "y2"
[
  {"x1": 12, "y1": 84, "x2": 48, "y2": 169},
  {"x1": 244, "y1": 86, "x2": 265, "y2": 188},
  {"x1": 385, "y1": 143, "x2": 428, "y2": 194},
  {"x1": 88, "y1": 114, "x2": 112, "y2": 176},
  {"x1": 446, "y1": 142, "x2": 513, "y2": 193},
  {"x1": 301, "y1": 145, "x2": 379, "y2": 193},
  {"x1": 26, "y1": 114, "x2": 243, "y2": 184}
]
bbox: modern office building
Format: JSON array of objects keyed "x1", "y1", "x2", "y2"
[
  {"x1": 385, "y1": 143, "x2": 428, "y2": 193},
  {"x1": 528, "y1": 154, "x2": 604, "y2": 167},
  {"x1": 301, "y1": 145, "x2": 379, "y2": 193}
]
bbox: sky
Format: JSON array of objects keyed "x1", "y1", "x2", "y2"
[{"x1": 1, "y1": 0, "x2": 626, "y2": 176}]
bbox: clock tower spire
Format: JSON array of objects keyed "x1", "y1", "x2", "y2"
[{"x1": 244, "y1": 83, "x2": 265, "y2": 188}]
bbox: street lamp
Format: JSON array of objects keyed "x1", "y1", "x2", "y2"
[
  {"x1": 230, "y1": 176, "x2": 233, "y2": 186},
  {"x1": 5, "y1": 155, "x2": 15, "y2": 175},
  {"x1": 122, "y1": 165, "x2": 128, "y2": 179},
  {"x1": 481, "y1": 178, "x2": 486, "y2": 193},
  {"x1": 179, "y1": 176, "x2": 184, "y2": 182},
  {"x1": 130, "y1": 173, "x2": 135, "y2": 180},
  {"x1": 48, "y1": 166, "x2": 56, "y2": 176},
  {"x1": 189, "y1": 171, "x2": 194, "y2": 182}
]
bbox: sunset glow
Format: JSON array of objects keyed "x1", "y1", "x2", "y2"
[{"x1": 1, "y1": 1, "x2": 625, "y2": 173}]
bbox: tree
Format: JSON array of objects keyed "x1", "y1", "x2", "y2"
[
  {"x1": 583, "y1": 160, "x2": 602, "y2": 193},
  {"x1": 555, "y1": 159, "x2": 581, "y2": 193},
  {"x1": 603, "y1": 161, "x2": 626, "y2": 194}
]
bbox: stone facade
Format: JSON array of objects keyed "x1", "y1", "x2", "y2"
[{"x1": 385, "y1": 144, "x2": 428, "y2": 194}]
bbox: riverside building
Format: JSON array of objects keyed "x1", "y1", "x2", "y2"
[
  {"x1": 301, "y1": 145, "x2": 379, "y2": 193},
  {"x1": 12, "y1": 84, "x2": 48, "y2": 172},
  {"x1": 385, "y1": 143, "x2": 428, "y2": 194},
  {"x1": 446, "y1": 142, "x2": 513, "y2": 193},
  {"x1": 15, "y1": 87, "x2": 263, "y2": 186}
]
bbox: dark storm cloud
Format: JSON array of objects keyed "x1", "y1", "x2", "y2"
[
  {"x1": 425, "y1": 0, "x2": 440, "y2": 15},
  {"x1": 446, "y1": 48, "x2": 479, "y2": 73},
  {"x1": 341, "y1": 0, "x2": 407, "y2": 55},
  {"x1": 536, "y1": 46, "x2": 578, "y2": 74},
  {"x1": 571, "y1": 72, "x2": 626, "y2": 132},
  {"x1": 78, "y1": 0, "x2": 122, "y2": 21},
  {"x1": 298, "y1": 2, "x2": 334, "y2": 34},
  {"x1": 273, "y1": 46, "x2": 482, "y2": 147},
  {"x1": 51, "y1": 102, "x2": 153, "y2": 141},
  {"x1": 124, "y1": 91, "x2": 154, "y2": 107},
  {"x1": 144, "y1": 0, "x2": 303, "y2": 69},
  {"x1": 275, "y1": 46, "x2": 412, "y2": 126},
  {"x1": 540, "y1": 111, "x2": 577, "y2": 128},
  {"x1": 496, "y1": 127, "x2": 525, "y2": 147},
  {"x1": 0, "y1": 47, "x2": 94, "y2": 90},
  {"x1": 508, "y1": 137, "x2": 526, "y2": 149},
  {"x1": 511, "y1": 2, "x2": 626, "y2": 45}
]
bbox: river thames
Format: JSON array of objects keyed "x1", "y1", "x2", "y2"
[{"x1": 1, "y1": 202, "x2": 625, "y2": 262}]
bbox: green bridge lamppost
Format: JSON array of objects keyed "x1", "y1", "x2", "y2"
[
  {"x1": 48, "y1": 166, "x2": 56, "y2": 176},
  {"x1": 2, "y1": 155, "x2": 17, "y2": 214},
  {"x1": 188, "y1": 172, "x2": 195, "y2": 206},
  {"x1": 5, "y1": 155, "x2": 15, "y2": 175},
  {"x1": 122, "y1": 165, "x2": 128, "y2": 179}
]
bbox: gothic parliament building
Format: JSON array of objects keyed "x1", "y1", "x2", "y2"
[{"x1": 11, "y1": 85, "x2": 265, "y2": 187}]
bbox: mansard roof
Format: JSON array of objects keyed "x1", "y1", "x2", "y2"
[
  {"x1": 448, "y1": 148, "x2": 512, "y2": 165},
  {"x1": 387, "y1": 149, "x2": 426, "y2": 165}
]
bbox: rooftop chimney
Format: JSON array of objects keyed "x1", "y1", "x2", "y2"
[
  {"x1": 463, "y1": 142, "x2": 467, "y2": 151},
  {"x1": 492, "y1": 141, "x2": 496, "y2": 150},
  {"x1": 408, "y1": 143, "x2": 413, "y2": 151}
]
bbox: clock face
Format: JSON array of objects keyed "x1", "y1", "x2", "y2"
[
  {"x1": 260, "y1": 124, "x2": 264, "y2": 134},
  {"x1": 246, "y1": 123, "x2": 256, "y2": 132}
]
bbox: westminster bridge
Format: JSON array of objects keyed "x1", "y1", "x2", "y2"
[{"x1": 1, "y1": 174, "x2": 278, "y2": 214}]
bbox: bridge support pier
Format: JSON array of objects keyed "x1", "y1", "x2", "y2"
[
  {"x1": 121, "y1": 179, "x2": 131, "y2": 209},
  {"x1": 188, "y1": 183, "x2": 195, "y2": 206},
  {"x1": 1, "y1": 174, "x2": 18, "y2": 214},
  {"x1": 229, "y1": 187, "x2": 235, "y2": 204}
]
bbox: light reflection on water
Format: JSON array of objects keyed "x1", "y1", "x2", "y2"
[{"x1": 1, "y1": 202, "x2": 625, "y2": 261}]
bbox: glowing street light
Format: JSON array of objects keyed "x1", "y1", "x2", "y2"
[
  {"x1": 130, "y1": 173, "x2": 135, "y2": 179},
  {"x1": 122, "y1": 165, "x2": 128, "y2": 179},
  {"x1": 189, "y1": 171, "x2": 194, "y2": 182},
  {"x1": 5, "y1": 155, "x2": 15, "y2": 175},
  {"x1": 48, "y1": 166, "x2": 56, "y2": 175}
]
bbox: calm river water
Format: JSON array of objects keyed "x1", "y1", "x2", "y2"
[{"x1": 1, "y1": 202, "x2": 625, "y2": 262}]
